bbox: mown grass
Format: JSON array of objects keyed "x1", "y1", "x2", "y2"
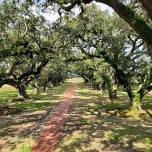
[
  {"x1": 0, "y1": 81, "x2": 71, "y2": 111},
  {"x1": 0, "y1": 80, "x2": 71, "y2": 152},
  {"x1": 57, "y1": 79, "x2": 152, "y2": 152},
  {"x1": 0, "y1": 78, "x2": 152, "y2": 152}
]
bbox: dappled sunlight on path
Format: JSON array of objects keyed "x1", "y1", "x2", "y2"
[{"x1": 32, "y1": 82, "x2": 77, "y2": 152}]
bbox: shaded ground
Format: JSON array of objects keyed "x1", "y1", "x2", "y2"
[
  {"x1": 0, "y1": 78, "x2": 152, "y2": 152},
  {"x1": 0, "y1": 81, "x2": 72, "y2": 152},
  {"x1": 57, "y1": 80, "x2": 152, "y2": 152},
  {"x1": 32, "y1": 82, "x2": 76, "y2": 152}
]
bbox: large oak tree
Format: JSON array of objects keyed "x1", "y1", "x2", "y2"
[
  {"x1": 45, "y1": 0, "x2": 152, "y2": 57},
  {"x1": 62, "y1": 5, "x2": 152, "y2": 112}
]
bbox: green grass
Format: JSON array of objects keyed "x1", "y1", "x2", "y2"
[
  {"x1": 57, "y1": 79, "x2": 152, "y2": 152},
  {"x1": 19, "y1": 145, "x2": 31, "y2": 152},
  {"x1": 0, "y1": 80, "x2": 72, "y2": 152},
  {"x1": 0, "y1": 78, "x2": 152, "y2": 152},
  {"x1": 0, "y1": 91, "x2": 17, "y2": 104},
  {"x1": 17, "y1": 141, "x2": 33, "y2": 152},
  {"x1": 0, "y1": 81, "x2": 71, "y2": 111}
]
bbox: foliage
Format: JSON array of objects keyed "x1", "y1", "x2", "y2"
[
  {"x1": 61, "y1": 5, "x2": 152, "y2": 111},
  {"x1": 0, "y1": 0, "x2": 68, "y2": 98},
  {"x1": 46, "y1": 0, "x2": 152, "y2": 57}
]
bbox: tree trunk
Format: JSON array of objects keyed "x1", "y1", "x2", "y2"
[
  {"x1": 32, "y1": 80, "x2": 40, "y2": 95},
  {"x1": 43, "y1": 84, "x2": 49, "y2": 94},
  {"x1": 17, "y1": 85, "x2": 28, "y2": 99},
  {"x1": 108, "y1": 85, "x2": 117, "y2": 101},
  {"x1": 108, "y1": 67, "x2": 117, "y2": 101},
  {"x1": 130, "y1": 92, "x2": 143, "y2": 112},
  {"x1": 138, "y1": 0, "x2": 152, "y2": 22},
  {"x1": 33, "y1": 87, "x2": 40, "y2": 95},
  {"x1": 96, "y1": 0, "x2": 152, "y2": 57}
]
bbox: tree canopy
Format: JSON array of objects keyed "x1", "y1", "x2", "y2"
[
  {"x1": 44, "y1": 0, "x2": 152, "y2": 57},
  {"x1": 0, "y1": 0, "x2": 152, "y2": 113}
]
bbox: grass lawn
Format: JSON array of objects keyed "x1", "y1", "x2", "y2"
[
  {"x1": 57, "y1": 79, "x2": 152, "y2": 152},
  {"x1": 0, "y1": 78, "x2": 152, "y2": 152},
  {"x1": 0, "y1": 81, "x2": 71, "y2": 152}
]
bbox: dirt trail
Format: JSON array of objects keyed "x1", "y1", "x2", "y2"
[{"x1": 32, "y1": 82, "x2": 76, "y2": 152}]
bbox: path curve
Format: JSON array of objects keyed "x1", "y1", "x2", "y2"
[{"x1": 32, "y1": 83, "x2": 76, "y2": 152}]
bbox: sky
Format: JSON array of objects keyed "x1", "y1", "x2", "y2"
[
  {"x1": 42, "y1": 2, "x2": 114, "y2": 23},
  {"x1": 0, "y1": 0, "x2": 114, "y2": 23}
]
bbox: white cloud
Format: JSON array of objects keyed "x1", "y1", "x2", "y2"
[
  {"x1": 42, "y1": 8, "x2": 60, "y2": 23},
  {"x1": 36, "y1": 2, "x2": 114, "y2": 23},
  {"x1": 94, "y1": 2, "x2": 114, "y2": 14}
]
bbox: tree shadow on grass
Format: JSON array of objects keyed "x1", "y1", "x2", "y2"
[
  {"x1": 57, "y1": 96, "x2": 152, "y2": 152},
  {"x1": 0, "y1": 105, "x2": 56, "y2": 151},
  {"x1": 0, "y1": 81, "x2": 72, "y2": 152}
]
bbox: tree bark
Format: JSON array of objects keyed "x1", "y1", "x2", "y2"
[
  {"x1": 84, "y1": 0, "x2": 152, "y2": 57},
  {"x1": 107, "y1": 81, "x2": 117, "y2": 101},
  {"x1": 54, "y1": 0, "x2": 152, "y2": 56},
  {"x1": 109, "y1": 67, "x2": 117, "y2": 101},
  {"x1": 95, "y1": 0, "x2": 152, "y2": 57},
  {"x1": 17, "y1": 84, "x2": 28, "y2": 99},
  {"x1": 33, "y1": 81, "x2": 40, "y2": 95},
  {"x1": 109, "y1": 86, "x2": 117, "y2": 101},
  {"x1": 138, "y1": 0, "x2": 152, "y2": 21},
  {"x1": 130, "y1": 92, "x2": 143, "y2": 111}
]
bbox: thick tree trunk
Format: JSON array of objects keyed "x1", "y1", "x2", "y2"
[
  {"x1": 124, "y1": 91, "x2": 145, "y2": 117},
  {"x1": 33, "y1": 87, "x2": 40, "y2": 95},
  {"x1": 43, "y1": 85, "x2": 49, "y2": 94},
  {"x1": 33, "y1": 82, "x2": 40, "y2": 95},
  {"x1": 124, "y1": 84, "x2": 143, "y2": 112},
  {"x1": 138, "y1": 0, "x2": 152, "y2": 21},
  {"x1": 108, "y1": 67, "x2": 117, "y2": 101},
  {"x1": 108, "y1": 85, "x2": 117, "y2": 101},
  {"x1": 17, "y1": 85, "x2": 28, "y2": 99},
  {"x1": 130, "y1": 92, "x2": 143, "y2": 112}
]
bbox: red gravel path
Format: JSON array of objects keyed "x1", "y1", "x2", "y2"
[{"x1": 32, "y1": 83, "x2": 76, "y2": 152}]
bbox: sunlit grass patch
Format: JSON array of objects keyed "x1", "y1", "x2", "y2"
[
  {"x1": 15, "y1": 101, "x2": 54, "y2": 111},
  {"x1": 134, "y1": 138, "x2": 152, "y2": 152},
  {"x1": 1, "y1": 137, "x2": 34, "y2": 152},
  {"x1": 0, "y1": 91, "x2": 18, "y2": 104},
  {"x1": 16, "y1": 138, "x2": 34, "y2": 152},
  {"x1": 0, "y1": 81, "x2": 71, "y2": 111},
  {"x1": 57, "y1": 131, "x2": 87, "y2": 152}
]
